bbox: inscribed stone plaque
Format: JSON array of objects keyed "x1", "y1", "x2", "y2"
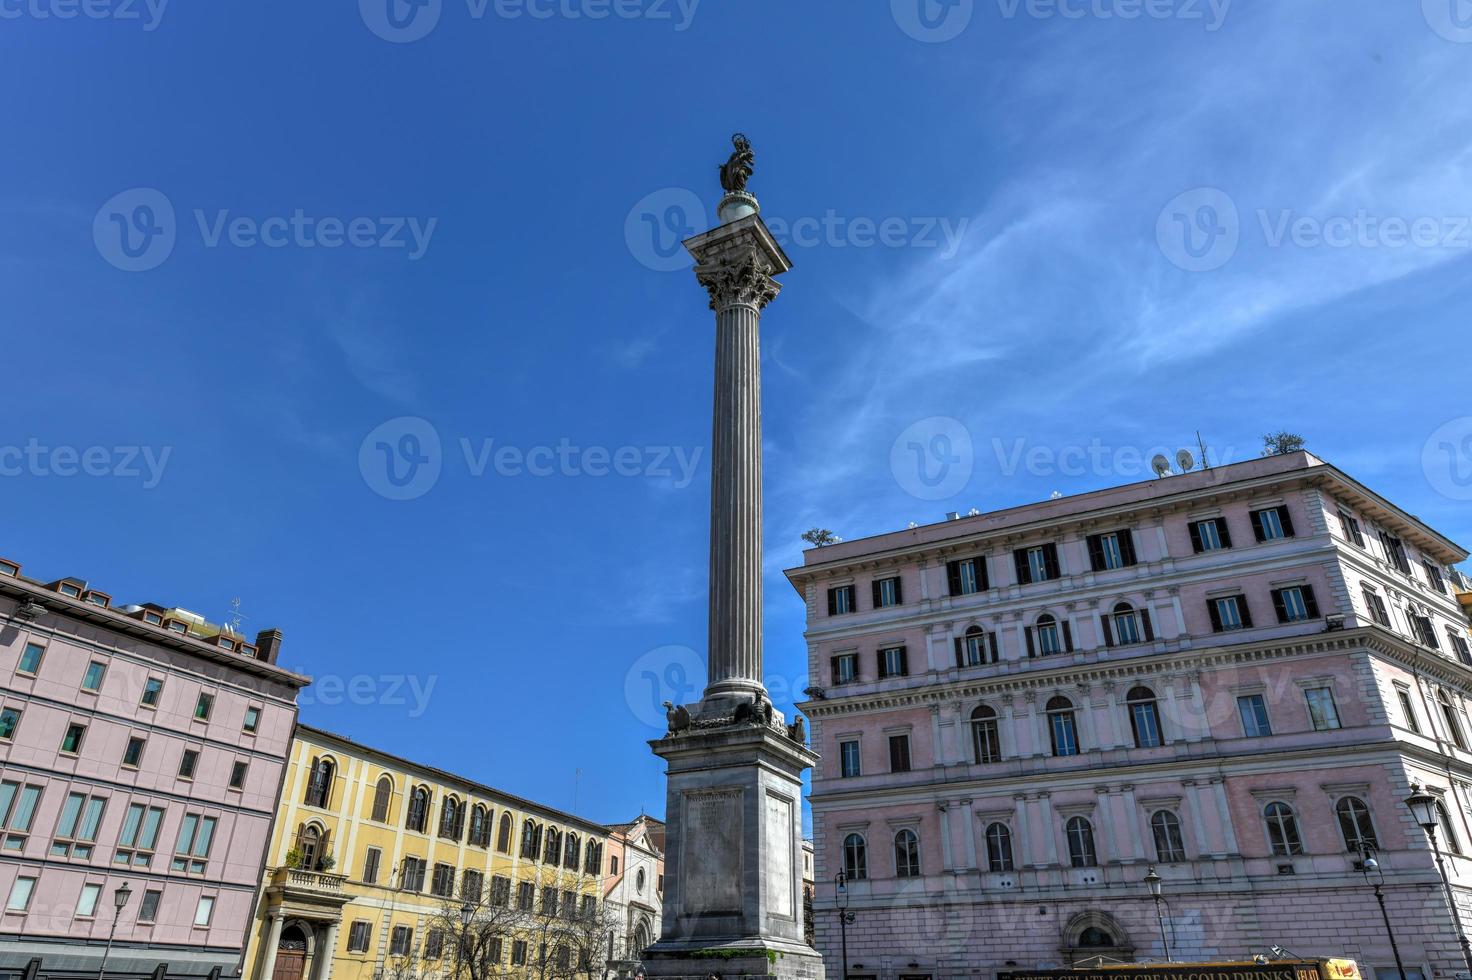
[
  {"x1": 764, "y1": 792, "x2": 794, "y2": 918},
  {"x1": 682, "y1": 788, "x2": 743, "y2": 913}
]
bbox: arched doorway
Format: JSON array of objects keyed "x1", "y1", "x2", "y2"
[
  {"x1": 274, "y1": 924, "x2": 309, "y2": 980},
  {"x1": 632, "y1": 920, "x2": 652, "y2": 956},
  {"x1": 1060, "y1": 911, "x2": 1134, "y2": 966}
]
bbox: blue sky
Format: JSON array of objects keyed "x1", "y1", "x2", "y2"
[{"x1": 2, "y1": 0, "x2": 1471, "y2": 826}]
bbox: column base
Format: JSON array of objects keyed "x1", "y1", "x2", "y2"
[{"x1": 643, "y1": 939, "x2": 823, "y2": 980}]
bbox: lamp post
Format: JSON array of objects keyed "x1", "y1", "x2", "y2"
[
  {"x1": 457, "y1": 901, "x2": 475, "y2": 980},
  {"x1": 97, "y1": 882, "x2": 132, "y2": 980},
  {"x1": 834, "y1": 871, "x2": 856, "y2": 980},
  {"x1": 1358, "y1": 846, "x2": 1408, "y2": 980},
  {"x1": 1404, "y1": 785, "x2": 1472, "y2": 975},
  {"x1": 1143, "y1": 867, "x2": 1171, "y2": 961}
]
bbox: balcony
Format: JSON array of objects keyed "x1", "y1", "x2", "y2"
[
  {"x1": 272, "y1": 866, "x2": 349, "y2": 894},
  {"x1": 265, "y1": 866, "x2": 354, "y2": 919}
]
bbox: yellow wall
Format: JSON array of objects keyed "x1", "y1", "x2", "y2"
[{"x1": 243, "y1": 727, "x2": 609, "y2": 980}]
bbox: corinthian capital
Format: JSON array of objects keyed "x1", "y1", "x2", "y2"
[{"x1": 694, "y1": 247, "x2": 782, "y2": 312}]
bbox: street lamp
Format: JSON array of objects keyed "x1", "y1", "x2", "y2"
[
  {"x1": 1404, "y1": 785, "x2": 1472, "y2": 976},
  {"x1": 457, "y1": 901, "x2": 475, "y2": 980},
  {"x1": 1143, "y1": 867, "x2": 1170, "y2": 961},
  {"x1": 1358, "y1": 846, "x2": 1407, "y2": 980},
  {"x1": 834, "y1": 871, "x2": 856, "y2": 980},
  {"x1": 97, "y1": 882, "x2": 133, "y2": 980}
]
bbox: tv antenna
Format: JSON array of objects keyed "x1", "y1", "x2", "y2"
[
  {"x1": 1196, "y1": 430, "x2": 1211, "y2": 469},
  {"x1": 226, "y1": 597, "x2": 248, "y2": 635}
]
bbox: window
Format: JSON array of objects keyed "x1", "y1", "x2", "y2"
[
  {"x1": 407, "y1": 786, "x2": 431, "y2": 832},
  {"x1": 1411, "y1": 614, "x2": 1441, "y2": 649},
  {"x1": 831, "y1": 653, "x2": 858, "y2": 685},
  {"x1": 1029, "y1": 614, "x2": 1070, "y2": 657},
  {"x1": 839, "y1": 740, "x2": 861, "y2": 778},
  {"x1": 1014, "y1": 543, "x2": 1060, "y2": 584},
  {"x1": 399, "y1": 856, "x2": 426, "y2": 892},
  {"x1": 1335, "y1": 797, "x2": 1378, "y2": 852},
  {"x1": 138, "y1": 889, "x2": 161, "y2": 923},
  {"x1": 1272, "y1": 585, "x2": 1320, "y2": 623},
  {"x1": 1440, "y1": 693, "x2": 1468, "y2": 750},
  {"x1": 947, "y1": 556, "x2": 988, "y2": 596},
  {"x1": 431, "y1": 863, "x2": 455, "y2": 897},
  {"x1": 541, "y1": 886, "x2": 558, "y2": 916},
  {"x1": 1087, "y1": 530, "x2": 1137, "y2": 571},
  {"x1": 439, "y1": 796, "x2": 464, "y2": 841},
  {"x1": 1065, "y1": 816, "x2": 1097, "y2": 867},
  {"x1": 487, "y1": 938, "x2": 504, "y2": 964},
  {"x1": 1424, "y1": 562, "x2": 1448, "y2": 594},
  {"x1": 470, "y1": 804, "x2": 491, "y2": 847},
  {"x1": 1397, "y1": 688, "x2": 1422, "y2": 734},
  {"x1": 1362, "y1": 588, "x2": 1390, "y2": 627},
  {"x1": 584, "y1": 840, "x2": 602, "y2": 875},
  {"x1": 1450, "y1": 630, "x2": 1472, "y2": 666},
  {"x1": 957, "y1": 626, "x2": 996, "y2": 666},
  {"x1": 178, "y1": 749, "x2": 200, "y2": 780},
  {"x1": 511, "y1": 940, "x2": 528, "y2": 967},
  {"x1": 371, "y1": 777, "x2": 393, "y2": 822},
  {"x1": 490, "y1": 875, "x2": 511, "y2": 906},
  {"x1": 18, "y1": 642, "x2": 44, "y2": 675},
  {"x1": 140, "y1": 677, "x2": 164, "y2": 707},
  {"x1": 1127, "y1": 687, "x2": 1164, "y2": 748},
  {"x1": 243, "y1": 706, "x2": 261, "y2": 734},
  {"x1": 516, "y1": 881, "x2": 535, "y2": 911},
  {"x1": 82, "y1": 661, "x2": 106, "y2": 692},
  {"x1": 610, "y1": 856, "x2": 619, "y2": 875},
  {"x1": 520, "y1": 819, "x2": 542, "y2": 858},
  {"x1": 0, "y1": 708, "x2": 19, "y2": 741},
  {"x1": 888, "y1": 734, "x2": 912, "y2": 773},
  {"x1": 462, "y1": 869, "x2": 484, "y2": 901},
  {"x1": 985, "y1": 823, "x2": 1013, "y2": 871},
  {"x1": 7, "y1": 877, "x2": 36, "y2": 911},
  {"x1": 878, "y1": 646, "x2": 908, "y2": 679},
  {"x1": 1237, "y1": 694, "x2": 1272, "y2": 737},
  {"x1": 1338, "y1": 510, "x2": 1364, "y2": 547},
  {"x1": 61, "y1": 722, "x2": 87, "y2": 755},
  {"x1": 1107, "y1": 602, "x2": 1152, "y2": 646},
  {"x1": 1264, "y1": 801, "x2": 1303, "y2": 856},
  {"x1": 76, "y1": 883, "x2": 102, "y2": 918},
  {"x1": 1150, "y1": 811, "x2": 1186, "y2": 862},
  {"x1": 193, "y1": 895, "x2": 215, "y2": 927},
  {"x1": 560, "y1": 888, "x2": 576, "y2": 920},
  {"x1": 971, "y1": 705, "x2": 1002, "y2": 763},
  {"x1": 1189, "y1": 517, "x2": 1232, "y2": 552},
  {"x1": 1305, "y1": 687, "x2": 1341, "y2": 731},
  {"x1": 827, "y1": 585, "x2": 855, "y2": 616},
  {"x1": 1438, "y1": 800, "x2": 1463, "y2": 855},
  {"x1": 123, "y1": 736, "x2": 145, "y2": 768},
  {"x1": 872, "y1": 576, "x2": 902, "y2": 608},
  {"x1": 1251, "y1": 505, "x2": 1295, "y2": 542},
  {"x1": 1379, "y1": 531, "x2": 1411, "y2": 574},
  {"x1": 115, "y1": 803, "x2": 164, "y2": 865},
  {"x1": 51, "y1": 792, "x2": 106, "y2": 859},
  {"x1": 893, "y1": 829, "x2": 920, "y2": 877},
  {"x1": 425, "y1": 929, "x2": 445, "y2": 960},
  {"x1": 193, "y1": 693, "x2": 214, "y2": 721},
  {"x1": 348, "y1": 921, "x2": 372, "y2": 953},
  {"x1": 1047, "y1": 696, "x2": 1079, "y2": 757},
  {"x1": 564, "y1": 832, "x2": 580, "y2": 869},
  {"x1": 304, "y1": 758, "x2": 334, "y2": 808},
  {"x1": 544, "y1": 827, "x2": 562, "y2": 865},
  {"x1": 390, "y1": 926, "x2": 413, "y2": 956},
  {"x1": 842, "y1": 833, "x2": 867, "y2": 879},
  {"x1": 0, "y1": 782, "x2": 42, "y2": 851},
  {"x1": 171, "y1": 814, "x2": 218, "y2": 873},
  {"x1": 229, "y1": 761, "x2": 248, "y2": 790},
  {"x1": 363, "y1": 847, "x2": 382, "y2": 885},
  {"x1": 1209, "y1": 594, "x2": 1252, "y2": 632}
]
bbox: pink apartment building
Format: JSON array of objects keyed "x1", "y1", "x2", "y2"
[
  {"x1": 0, "y1": 558, "x2": 308, "y2": 980},
  {"x1": 789, "y1": 452, "x2": 1472, "y2": 980}
]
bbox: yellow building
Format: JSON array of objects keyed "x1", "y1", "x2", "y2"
[{"x1": 243, "y1": 726, "x2": 611, "y2": 980}]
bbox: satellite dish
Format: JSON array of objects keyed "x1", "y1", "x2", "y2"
[
  {"x1": 1151, "y1": 454, "x2": 1172, "y2": 478},
  {"x1": 1176, "y1": 449, "x2": 1197, "y2": 472}
]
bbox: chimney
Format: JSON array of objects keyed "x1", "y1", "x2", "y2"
[{"x1": 255, "y1": 628, "x2": 283, "y2": 664}]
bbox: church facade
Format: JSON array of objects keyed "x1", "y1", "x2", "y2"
[{"x1": 790, "y1": 452, "x2": 1472, "y2": 980}]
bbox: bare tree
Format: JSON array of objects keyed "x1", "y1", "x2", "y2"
[
  {"x1": 515, "y1": 864, "x2": 619, "y2": 980},
  {"x1": 429, "y1": 885, "x2": 527, "y2": 980}
]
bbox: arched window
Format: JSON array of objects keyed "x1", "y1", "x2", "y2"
[
  {"x1": 1065, "y1": 816, "x2": 1097, "y2": 867},
  {"x1": 1264, "y1": 802, "x2": 1303, "y2": 856},
  {"x1": 1127, "y1": 686, "x2": 1163, "y2": 748},
  {"x1": 1150, "y1": 811, "x2": 1185, "y2": 863},
  {"x1": 584, "y1": 840, "x2": 603, "y2": 875},
  {"x1": 1079, "y1": 927, "x2": 1115, "y2": 947},
  {"x1": 439, "y1": 796, "x2": 464, "y2": 841},
  {"x1": 295, "y1": 823, "x2": 325, "y2": 870},
  {"x1": 1036, "y1": 614, "x2": 1063, "y2": 656},
  {"x1": 959, "y1": 626, "x2": 994, "y2": 666},
  {"x1": 497, "y1": 813, "x2": 514, "y2": 853},
  {"x1": 304, "y1": 757, "x2": 334, "y2": 809},
  {"x1": 521, "y1": 819, "x2": 542, "y2": 859},
  {"x1": 469, "y1": 805, "x2": 490, "y2": 847},
  {"x1": 370, "y1": 776, "x2": 393, "y2": 823},
  {"x1": 564, "y1": 832, "x2": 581, "y2": 869},
  {"x1": 971, "y1": 705, "x2": 1002, "y2": 764},
  {"x1": 842, "y1": 833, "x2": 867, "y2": 880},
  {"x1": 1334, "y1": 797, "x2": 1377, "y2": 852},
  {"x1": 544, "y1": 827, "x2": 563, "y2": 865},
  {"x1": 1047, "y1": 696, "x2": 1080, "y2": 757},
  {"x1": 1112, "y1": 602, "x2": 1143, "y2": 645},
  {"x1": 984, "y1": 823, "x2": 1013, "y2": 872},
  {"x1": 406, "y1": 785, "x2": 430, "y2": 833},
  {"x1": 893, "y1": 829, "x2": 920, "y2": 877}
]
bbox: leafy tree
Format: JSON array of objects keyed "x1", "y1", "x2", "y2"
[
  {"x1": 1261, "y1": 431, "x2": 1306, "y2": 456},
  {"x1": 801, "y1": 528, "x2": 838, "y2": 547}
]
